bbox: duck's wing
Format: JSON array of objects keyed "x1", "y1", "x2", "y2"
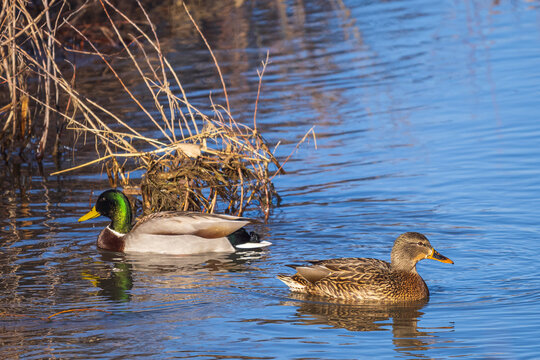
[
  {"x1": 293, "y1": 258, "x2": 389, "y2": 285},
  {"x1": 307, "y1": 257, "x2": 391, "y2": 272},
  {"x1": 295, "y1": 265, "x2": 333, "y2": 283},
  {"x1": 130, "y1": 211, "x2": 252, "y2": 239}
]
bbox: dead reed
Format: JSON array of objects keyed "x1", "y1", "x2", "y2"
[
  {"x1": 0, "y1": 0, "x2": 61, "y2": 159},
  {"x1": 0, "y1": 0, "x2": 315, "y2": 219}
]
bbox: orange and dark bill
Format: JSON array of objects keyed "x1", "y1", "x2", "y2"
[{"x1": 427, "y1": 249, "x2": 454, "y2": 264}]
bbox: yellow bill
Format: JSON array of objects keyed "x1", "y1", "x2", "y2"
[{"x1": 78, "y1": 206, "x2": 101, "y2": 222}]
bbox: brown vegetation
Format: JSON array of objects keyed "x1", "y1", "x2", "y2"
[{"x1": 0, "y1": 0, "x2": 315, "y2": 219}]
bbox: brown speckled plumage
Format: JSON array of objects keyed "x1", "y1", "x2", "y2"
[{"x1": 278, "y1": 232, "x2": 453, "y2": 302}]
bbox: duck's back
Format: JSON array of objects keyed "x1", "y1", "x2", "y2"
[
  {"x1": 130, "y1": 211, "x2": 251, "y2": 238},
  {"x1": 308, "y1": 257, "x2": 392, "y2": 272}
]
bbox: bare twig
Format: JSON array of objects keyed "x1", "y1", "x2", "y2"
[{"x1": 254, "y1": 51, "x2": 270, "y2": 131}]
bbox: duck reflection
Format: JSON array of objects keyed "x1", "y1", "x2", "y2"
[
  {"x1": 83, "y1": 249, "x2": 268, "y2": 303},
  {"x1": 283, "y1": 293, "x2": 427, "y2": 331},
  {"x1": 82, "y1": 261, "x2": 134, "y2": 302},
  {"x1": 281, "y1": 294, "x2": 452, "y2": 356}
]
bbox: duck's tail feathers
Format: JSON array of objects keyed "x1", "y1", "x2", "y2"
[
  {"x1": 277, "y1": 274, "x2": 308, "y2": 292},
  {"x1": 227, "y1": 228, "x2": 272, "y2": 249}
]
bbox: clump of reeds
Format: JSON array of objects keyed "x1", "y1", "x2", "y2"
[
  {"x1": 0, "y1": 0, "x2": 314, "y2": 219},
  {"x1": 0, "y1": 0, "x2": 62, "y2": 160}
]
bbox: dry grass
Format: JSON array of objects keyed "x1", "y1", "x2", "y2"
[
  {"x1": 0, "y1": 0, "x2": 315, "y2": 219},
  {"x1": 0, "y1": 0, "x2": 61, "y2": 159}
]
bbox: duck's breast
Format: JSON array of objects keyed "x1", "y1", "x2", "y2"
[
  {"x1": 385, "y1": 271, "x2": 429, "y2": 301},
  {"x1": 97, "y1": 226, "x2": 126, "y2": 252}
]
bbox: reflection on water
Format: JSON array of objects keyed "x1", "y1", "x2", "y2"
[
  {"x1": 283, "y1": 294, "x2": 428, "y2": 332},
  {"x1": 281, "y1": 295, "x2": 451, "y2": 358},
  {"x1": 0, "y1": 248, "x2": 271, "y2": 359},
  {"x1": 79, "y1": 249, "x2": 271, "y2": 304},
  {"x1": 83, "y1": 261, "x2": 134, "y2": 302},
  {"x1": 2, "y1": 0, "x2": 540, "y2": 358}
]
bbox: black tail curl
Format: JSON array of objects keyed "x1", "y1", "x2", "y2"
[{"x1": 226, "y1": 228, "x2": 260, "y2": 247}]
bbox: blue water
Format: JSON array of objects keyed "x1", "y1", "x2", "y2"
[{"x1": 2, "y1": 0, "x2": 540, "y2": 358}]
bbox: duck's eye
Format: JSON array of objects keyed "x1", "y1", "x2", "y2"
[{"x1": 417, "y1": 242, "x2": 425, "y2": 246}]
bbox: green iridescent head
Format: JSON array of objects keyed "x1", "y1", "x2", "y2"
[{"x1": 78, "y1": 189, "x2": 133, "y2": 234}]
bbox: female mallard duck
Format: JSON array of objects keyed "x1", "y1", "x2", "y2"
[
  {"x1": 78, "y1": 189, "x2": 271, "y2": 255},
  {"x1": 278, "y1": 232, "x2": 453, "y2": 302}
]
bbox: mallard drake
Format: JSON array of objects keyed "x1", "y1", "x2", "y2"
[
  {"x1": 78, "y1": 189, "x2": 271, "y2": 255},
  {"x1": 278, "y1": 232, "x2": 453, "y2": 302}
]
